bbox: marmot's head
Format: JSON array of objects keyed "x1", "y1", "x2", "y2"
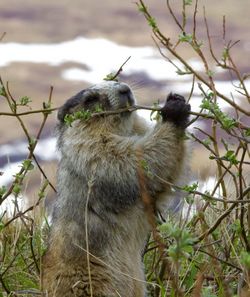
[{"x1": 58, "y1": 81, "x2": 136, "y2": 123}]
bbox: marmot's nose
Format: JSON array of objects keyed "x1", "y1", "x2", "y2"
[{"x1": 117, "y1": 84, "x2": 134, "y2": 107}]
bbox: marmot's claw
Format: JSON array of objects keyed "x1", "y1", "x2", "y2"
[
  {"x1": 161, "y1": 93, "x2": 190, "y2": 128},
  {"x1": 166, "y1": 92, "x2": 185, "y2": 103}
]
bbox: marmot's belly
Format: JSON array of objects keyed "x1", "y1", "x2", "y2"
[{"x1": 42, "y1": 252, "x2": 146, "y2": 297}]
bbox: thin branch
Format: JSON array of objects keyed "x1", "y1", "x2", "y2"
[
  {"x1": 197, "y1": 248, "x2": 242, "y2": 271},
  {"x1": 4, "y1": 194, "x2": 45, "y2": 228},
  {"x1": 223, "y1": 15, "x2": 226, "y2": 41},
  {"x1": 0, "y1": 108, "x2": 57, "y2": 117},
  {"x1": 239, "y1": 146, "x2": 250, "y2": 251},
  {"x1": 155, "y1": 174, "x2": 250, "y2": 204},
  {"x1": 33, "y1": 155, "x2": 57, "y2": 193},
  {"x1": 192, "y1": 0, "x2": 199, "y2": 39},
  {"x1": 104, "y1": 56, "x2": 131, "y2": 81},
  {"x1": 166, "y1": 0, "x2": 184, "y2": 32},
  {"x1": 198, "y1": 187, "x2": 250, "y2": 242}
]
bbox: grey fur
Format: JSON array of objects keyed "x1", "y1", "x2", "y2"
[{"x1": 42, "y1": 81, "x2": 189, "y2": 297}]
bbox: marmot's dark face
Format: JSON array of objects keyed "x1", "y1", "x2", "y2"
[{"x1": 58, "y1": 81, "x2": 135, "y2": 122}]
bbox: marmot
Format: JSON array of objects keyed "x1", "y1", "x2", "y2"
[{"x1": 42, "y1": 81, "x2": 190, "y2": 297}]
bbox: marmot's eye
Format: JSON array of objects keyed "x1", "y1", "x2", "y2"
[{"x1": 84, "y1": 94, "x2": 99, "y2": 105}]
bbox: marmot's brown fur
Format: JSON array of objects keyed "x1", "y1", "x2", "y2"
[{"x1": 42, "y1": 81, "x2": 190, "y2": 297}]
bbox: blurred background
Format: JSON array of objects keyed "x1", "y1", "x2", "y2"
[{"x1": 0, "y1": 0, "x2": 249, "y2": 210}]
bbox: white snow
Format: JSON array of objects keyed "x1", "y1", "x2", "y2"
[
  {"x1": 0, "y1": 138, "x2": 57, "y2": 186},
  {"x1": 1, "y1": 36, "x2": 248, "y2": 103},
  {"x1": 0, "y1": 193, "x2": 25, "y2": 216},
  {"x1": 0, "y1": 37, "x2": 197, "y2": 84}
]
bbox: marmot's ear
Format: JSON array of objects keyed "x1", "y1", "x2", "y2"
[{"x1": 57, "y1": 90, "x2": 86, "y2": 122}]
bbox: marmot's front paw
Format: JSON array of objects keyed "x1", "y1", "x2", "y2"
[{"x1": 161, "y1": 93, "x2": 190, "y2": 128}]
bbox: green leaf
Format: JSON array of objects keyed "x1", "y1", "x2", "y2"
[
  {"x1": 159, "y1": 222, "x2": 174, "y2": 235},
  {"x1": 22, "y1": 159, "x2": 34, "y2": 171},
  {"x1": 185, "y1": 195, "x2": 194, "y2": 204},
  {"x1": 200, "y1": 98, "x2": 212, "y2": 110},
  {"x1": 0, "y1": 85, "x2": 6, "y2": 97},
  {"x1": 140, "y1": 159, "x2": 149, "y2": 171},
  {"x1": 178, "y1": 33, "x2": 193, "y2": 43},
  {"x1": 43, "y1": 101, "x2": 51, "y2": 109},
  {"x1": 150, "y1": 101, "x2": 161, "y2": 121},
  {"x1": 13, "y1": 184, "x2": 21, "y2": 195},
  {"x1": 245, "y1": 128, "x2": 250, "y2": 137},
  {"x1": 203, "y1": 138, "x2": 211, "y2": 146},
  {"x1": 138, "y1": 4, "x2": 146, "y2": 13},
  {"x1": 221, "y1": 116, "x2": 236, "y2": 129},
  {"x1": 230, "y1": 219, "x2": 242, "y2": 234},
  {"x1": 0, "y1": 185, "x2": 7, "y2": 198},
  {"x1": 148, "y1": 17, "x2": 157, "y2": 29},
  {"x1": 159, "y1": 222, "x2": 196, "y2": 261},
  {"x1": 150, "y1": 110, "x2": 161, "y2": 121},
  {"x1": 241, "y1": 251, "x2": 250, "y2": 268},
  {"x1": 29, "y1": 137, "x2": 37, "y2": 148},
  {"x1": 0, "y1": 221, "x2": 4, "y2": 231},
  {"x1": 207, "y1": 70, "x2": 214, "y2": 77},
  {"x1": 223, "y1": 150, "x2": 239, "y2": 165},
  {"x1": 200, "y1": 96, "x2": 236, "y2": 130},
  {"x1": 14, "y1": 172, "x2": 22, "y2": 182},
  {"x1": 202, "y1": 287, "x2": 217, "y2": 297},
  {"x1": 222, "y1": 47, "x2": 229, "y2": 61},
  {"x1": 182, "y1": 182, "x2": 199, "y2": 193},
  {"x1": 19, "y1": 96, "x2": 32, "y2": 106},
  {"x1": 64, "y1": 110, "x2": 92, "y2": 126},
  {"x1": 103, "y1": 73, "x2": 118, "y2": 81},
  {"x1": 94, "y1": 104, "x2": 103, "y2": 113}
]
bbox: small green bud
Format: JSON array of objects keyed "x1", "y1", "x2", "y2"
[
  {"x1": 0, "y1": 185, "x2": 7, "y2": 198},
  {"x1": 13, "y1": 184, "x2": 21, "y2": 195},
  {"x1": 22, "y1": 159, "x2": 34, "y2": 171},
  {"x1": 19, "y1": 96, "x2": 32, "y2": 106}
]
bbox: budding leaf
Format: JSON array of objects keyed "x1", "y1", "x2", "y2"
[
  {"x1": 64, "y1": 110, "x2": 92, "y2": 127},
  {"x1": 22, "y1": 159, "x2": 34, "y2": 171},
  {"x1": 179, "y1": 33, "x2": 193, "y2": 43},
  {"x1": 0, "y1": 185, "x2": 7, "y2": 198},
  {"x1": 148, "y1": 17, "x2": 157, "y2": 29},
  {"x1": 0, "y1": 86, "x2": 6, "y2": 97},
  {"x1": 241, "y1": 252, "x2": 250, "y2": 269},
  {"x1": 182, "y1": 182, "x2": 199, "y2": 193},
  {"x1": 138, "y1": 4, "x2": 146, "y2": 13},
  {"x1": 245, "y1": 128, "x2": 250, "y2": 137},
  {"x1": 200, "y1": 97, "x2": 236, "y2": 130},
  {"x1": 223, "y1": 150, "x2": 239, "y2": 165},
  {"x1": 222, "y1": 47, "x2": 229, "y2": 61},
  {"x1": 19, "y1": 96, "x2": 32, "y2": 106},
  {"x1": 103, "y1": 73, "x2": 118, "y2": 81},
  {"x1": 13, "y1": 184, "x2": 21, "y2": 195}
]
